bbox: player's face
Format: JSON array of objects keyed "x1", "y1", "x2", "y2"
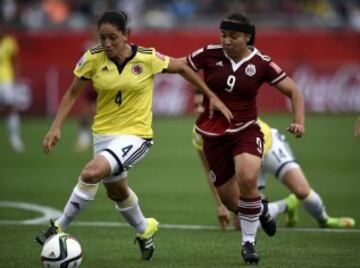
[
  {"x1": 220, "y1": 30, "x2": 250, "y2": 59},
  {"x1": 98, "y1": 23, "x2": 127, "y2": 59}
]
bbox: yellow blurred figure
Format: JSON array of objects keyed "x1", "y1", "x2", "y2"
[{"x1": 0, "y1": 31, "x2": 24, "y2": 153}]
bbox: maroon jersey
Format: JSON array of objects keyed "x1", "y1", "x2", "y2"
[{"x1": 187, "y1": 44, "x2": 286, "y2": 136}]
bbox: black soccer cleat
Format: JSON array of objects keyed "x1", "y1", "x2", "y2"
[
  {"x1": 35, "y1": 219, "x2": 62, "y2": 245},
  {"x1": 134, "y1": 218, "x2": 158, "y2": 261},
  {"x1": 242, "y1": 241, "x2": 260, "y2": 264},
  {"x1": 259, "y1": 200, "x2": 277, "y2": 236},
  {"x1": 134, "y1": 236, "x2": 155, "y2": 261}
]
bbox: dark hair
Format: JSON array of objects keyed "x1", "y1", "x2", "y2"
[
  {"x1": 224, "y1": 13, "x2": 256, "y2": 46},
  {"x1": 97, "y1": 11, "x2": 128, "y2": 33}
]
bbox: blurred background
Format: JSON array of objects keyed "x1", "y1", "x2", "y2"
[
  {"x1": 0, "y1": 0, "x2": 359, "y2": 117},
  {"x1": 2, "y1": 0, "x2": 360, "y2": 30}
]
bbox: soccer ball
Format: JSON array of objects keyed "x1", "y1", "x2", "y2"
[{"x1": 41, "y1": 233, "x2": 82, "y2": 268}]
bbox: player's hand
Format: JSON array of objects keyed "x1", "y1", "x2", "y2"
[
  {"x1": 43, "y1": 127, "x2": 61, "y2": 154},
  {"x1": 354, "y1": 118, "x2": 360, "y2": 138},
  {"x1": 287, "y1": 123, "x2": 305, "y2": 138},
  {"x1": 217, "y1": 204, "x2": 231, "y2": 230},
  {"x1": 209, "y1": 95, "x2": 233, "y2": 123}
]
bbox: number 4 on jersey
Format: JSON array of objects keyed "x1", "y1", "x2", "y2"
[{"x1": 122, "y1": 145, "x2": 133, "y2": 157}]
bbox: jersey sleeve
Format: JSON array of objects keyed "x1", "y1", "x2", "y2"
[
  {"x1": 73, "y1": 50, "x2": 94, "y2": 80},
  {"x1": 263, "y1": 60, "x2": 287, "y2": 85},
  {"x1": 186, "y1": 46, "x2": 207, "y2": 72},
  {"x1": 151, "y1": 49, "x2": 170, "y2": 74}
]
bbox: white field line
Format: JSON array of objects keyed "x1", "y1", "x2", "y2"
[
  {"x1": 1, "y1": 219, "x2": 360, "y2": 234},
  {"x1": 1, "y1": 201, "x2": 359, "y2": 233}
]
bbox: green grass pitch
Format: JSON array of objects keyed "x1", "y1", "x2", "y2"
[{"x1": 0, "y1": 114, "x2": 359, "y2": 267}]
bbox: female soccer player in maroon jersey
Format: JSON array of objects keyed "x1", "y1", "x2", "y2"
[{"x1": 184, "y1": 13, "x2": 305, "y2": 264}]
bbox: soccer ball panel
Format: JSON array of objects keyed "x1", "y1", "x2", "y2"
[{"x1": 41, "y1": 233, "x2": 82, "y2": 268}]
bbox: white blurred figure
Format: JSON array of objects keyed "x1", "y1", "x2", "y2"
[{"x1": 0, "y1": 28, "x2": 24, "y2": 153}]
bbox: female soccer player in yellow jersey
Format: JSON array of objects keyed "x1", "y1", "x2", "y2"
[
  {"x1": 35, "y1": 10, "x2": 232, "y2": 261},
  {"x1": 0, "y1": 30, "x2": 24, "y2": 153}
]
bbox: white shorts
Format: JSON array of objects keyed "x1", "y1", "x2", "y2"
[
  {"x1": 257, "y1": 128, "x2": 299, "y2": 188},
  {"x1": 0, "y1": 83, "x2": 15, "y2": 106},
  {"x1": 0, "y1": 82, "x2": 32, "y2": 110},
  {"x1": 93, "y1": 134, "x2": 153, "y2": 184}
]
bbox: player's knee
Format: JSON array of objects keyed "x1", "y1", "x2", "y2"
[
  {"x1": 236, "y1": 170, "x2": 258, "y2": 190},
  {"x1": 80, "y1": 166, "x2": 102, "y2": 184}
]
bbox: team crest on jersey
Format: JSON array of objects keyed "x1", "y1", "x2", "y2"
[
  {"x1": 245, "y1": 64, "x2": 256, "y2": 76},
  {"x1": 76, "y1": 55, "x2": 86, "y2": 68},
  {"x1": 132, "y1": 64, "x2": 143, "y2": 75}
]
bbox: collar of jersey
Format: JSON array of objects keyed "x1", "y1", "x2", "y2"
[
  {"x1": 108, "y1": 44, "x2": 138, "y2": 74},
  {"x1": 223, "y1": 47, "x2": 257, "y2": 72}
]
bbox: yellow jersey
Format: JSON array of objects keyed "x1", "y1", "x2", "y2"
[
  {"x1": 0, "y1": 35, "x2": 18, "y2": 84},
  {"x1": 193, "y1": 119, "x2": 273, "y2": 156},
  {"x1": 74, "y1": 45, "x2": 170, "y2": 138}
]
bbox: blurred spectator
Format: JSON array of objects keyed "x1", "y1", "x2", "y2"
[
  {"x1": 42, "y1": 0, "x2": 70, "y2": 25},
  {"x1": 1, "y1": 0, "x2": 360, "y2": 30}
]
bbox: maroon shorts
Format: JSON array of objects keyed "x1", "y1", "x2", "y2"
[{"x1": 202, "y1": 123, "x2": 264, "y2": 187}]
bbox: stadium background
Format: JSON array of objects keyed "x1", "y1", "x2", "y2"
[
  {"x1": 1, "y1": 1, "x2": 360, "y2": 267},
  {"x1": 1, "y1": 0, "x2": 359, "y2": 115}
]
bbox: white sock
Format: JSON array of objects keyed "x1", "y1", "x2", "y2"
[
  {"x1": 56, "y1": 179, "x2": 99, "y2": 230},
  {"x1": 268, "y1": 200, "x2": 287, "y2": 220},
  {"x1": 238, "y1": 197, "x2": 261, "y2": 244},
  {"x1": 116, "y1": 188, "x2": 147, "y2": 234},
  {"x1": 301, "y1": 190, "x2": 328, "y2": 222},
  {"x1": 6, "y1": 112, "x2": 21, "y2": 139}
]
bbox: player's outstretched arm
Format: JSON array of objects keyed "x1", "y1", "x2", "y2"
[
  {"x1": 166, "y1": 58, "x2": 233, "y2": 123},
  {"x1": 43, "y1": 77, "x2": 88, "y2": 154},
  {"x1": 274, "y1": 77, "x2": 305, "y2": 138}
]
